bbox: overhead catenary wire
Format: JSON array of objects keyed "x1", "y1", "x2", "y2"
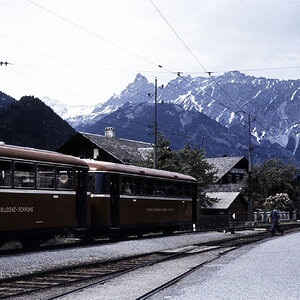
[
  {"x1": 151, "y1": 5, "x2": 300, "y2": 138},
  {"x1": 7, "y1": 59, "x2": 297, "y2": 155},
  {"x1": 148, "y1": 0, "x2": 300, "y2": 153},
  {"x1": 5, "y1": 67, "x2": 99, "y2": 105},
  {"x1": 6, "y1": 64, "x2": 296, "y2": 158},
  {"x1": 27, "y1": 0, "x2": 159, "y2": 69},
  {"x1": 0, "y1": 0, "x2": 161, "y2": 79},
  {"x1": 2, "y1": 1, "x2": 169, "y2": 106},
  {"x1": 4, "y1": 0, "x2": 299, "y2": 158},
  {"x1": 176, "y1": 66, "x2": 300, "y2": 76},
  {"x1": 24, "y1": 0, "x2": 300, "y2": 128},
  {"x1": 148, "y1": 0, "x2": 244, "y2": 113}
]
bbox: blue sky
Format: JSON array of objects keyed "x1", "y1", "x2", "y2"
[{"x1": 1, "y1": 0, "x2": 300, "y2": 105}]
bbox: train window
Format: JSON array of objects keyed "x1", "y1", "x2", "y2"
[
  {"x1": 174, "y1": 182, "x2": 184, "y2": 197},
  {"x1": 165, "y1": 181, "x2": 174, "y2": 197},
  {"x1": 56, "y1": 167, "x2": 73, "y2": 190},
  {"x1": 37, "y1": 164, "x2": 55, "y2": 189},
  {"x1": 134, "y1": 177, "x2": 144, "y2": 195},
  {"x1": 14, "y1": 162, "x2": 35, "y2": 188},
  {"x1": 155, "y1": 180, "x2": 165, "y2": 196},
  {"x1": 183, "y1": 183, "x2": 191, "y2": 197},
  {"x1": 94, "y1": 173, "x2": 109, "y2": 194},
  {"x1": 144, "y1": 179, "x2": 155, "y2": 196},
  {"x1": 0, "y1": 159, "x2": 12, "y2": 187},
  {"x1": 121, "y1": 176, "x2": 133, "y2": 195}
]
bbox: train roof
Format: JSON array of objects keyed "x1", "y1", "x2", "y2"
[
  {"x1": 0, "y1": 144, "x2": 88, "y2": 168},
  {"x1": 85, "y1": 160, "x2": 197, "y2": 182}
]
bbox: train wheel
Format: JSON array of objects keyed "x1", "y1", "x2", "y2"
[
  {"x1": 21, "y1": 238, "x2": 40, "y2": 250},
  {"x1": 137, "y1": 232, "x2": 143, "y2": 238},
  {"x1": 162, "y1": 228, "x2": 174, "y2": 236},
  {"x1": 82, "y1": 233, "x2": 94, "y2": 244}
]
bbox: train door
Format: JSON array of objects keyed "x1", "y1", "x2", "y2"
[
  {"x1": 76, "y1": 168, "x2": 87, "y2": 228},
  {"x1": 192, "y1": 183, "x2": 198, "y2": 226},
  {"x1": 110, "y1": 174, "x2": 120, "y2": 228}
]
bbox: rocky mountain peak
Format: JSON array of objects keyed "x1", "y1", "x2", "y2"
[{"x1": 36, "y1": 72, "x2": 300, "y2": 165}]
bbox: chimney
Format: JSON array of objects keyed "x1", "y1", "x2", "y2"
[{"x1": 105, "y1": 127, "x2": 115, "y2": 138}]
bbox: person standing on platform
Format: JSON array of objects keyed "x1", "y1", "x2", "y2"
[{"x1": 269, "y1": 204, "x2": 283, "y2": 235}]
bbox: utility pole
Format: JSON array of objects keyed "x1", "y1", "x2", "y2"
[
  {"x1": 153, "y1": 77, "x2": 158, "y2": 169},
  {"x1": 247, "y1": 113, "x2": 254, "y2": 221},
  {"x1": 237, "y1": 110, "x2": 253, "y2": 221}
]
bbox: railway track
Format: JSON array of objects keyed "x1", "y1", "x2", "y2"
[
  {"x1": 137, "y1": 228, "x2": 300, "y2": 300},
  {"x1": 0, "y1": 228, "x2": 281, "y2": 299},
  {"x1": 1, "y1": 250, "x2": 189, "y2": 299}
]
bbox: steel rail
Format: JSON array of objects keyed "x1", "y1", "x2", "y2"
[{"x1": 1, "y1": 227, "x2": 299, "y2": 299}]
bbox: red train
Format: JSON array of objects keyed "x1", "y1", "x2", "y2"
[{"x1": 0, "y1": 144, "x2": 197, "y2": 248}]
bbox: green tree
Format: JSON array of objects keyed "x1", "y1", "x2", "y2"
[
  {"x1": 177, "y1": 142, "x2": 216, "y2": 206},
  {"x1": 242, "y1": 158, "x2": 298, "y2": 209},
  {"x1": 137, "y1": 135, "x2": 180, "y2": 171},
  {"x1": 136, "y1": 135, "x2": 216, "y2": 207}
]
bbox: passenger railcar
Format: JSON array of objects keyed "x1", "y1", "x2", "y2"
[
  {"x1": 0, "y1": 144, "x2": 90, "y2": 248},
  {"x1": 0, "y1": 144, "x2": 198, "y2": 248},
  {"x1": 87, "y1": 160, "x2": 198, "y2": 237}
]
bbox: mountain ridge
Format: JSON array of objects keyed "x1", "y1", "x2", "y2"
[
  {"x1": 1, "y1": 71, "x2": 300, "y2": 165},
  {"x1": 0, "y1": 96, "x2": 75, "y2": 150},
  {"x1": 82, "y1": 101, "x2": 296, "y2": 166},
  {"x1": 54, "y1": 71, "x2": 300, "y2": 162}
]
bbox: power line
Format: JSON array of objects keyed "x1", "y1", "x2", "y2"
[
  {"x1": 149, "y1": 0, "x2": 243, "y2": 112},
  {"x1": 6, "y1": 67, "x2": 98, "y2": 105},
  {"x1": 177, "y1": 66, "x2": 300, "y2": 76},
  {"x1": 8, "y1": 1, "x2": 300, "y2": 157},
  {"x1": 26, "y1": 0, "x2": 295, "y2": 137},
  {"x1": 148, "y1": 0, "x2": 300, "y2": 151},
  {"x1": 27, "y1": 0, "x2": 159, "y2": 69}
]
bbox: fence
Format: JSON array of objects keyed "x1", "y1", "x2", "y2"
[{"x1": 254, "y1": 210, "x2": 297, "y2": 222}]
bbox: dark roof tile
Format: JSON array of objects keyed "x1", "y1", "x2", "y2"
[{"x1": 80, "y1": 132, "x2": 152, "y2": 163}]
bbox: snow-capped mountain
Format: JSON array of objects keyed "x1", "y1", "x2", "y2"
[
  {"x1": 83, "y1": 101, "x2": 295, "y2": 166},
  {"x1": 157, "y1": 71, "x2": 300, "y2": 152},
  {"x1": 42, "y1": 72, "x2": 300, "y2": 164},
  {"x1": 42, "y1": 96, "x2": 98, "y2": 128}
]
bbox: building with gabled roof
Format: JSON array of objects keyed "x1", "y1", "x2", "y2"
[
  {"x1": 204, "y1": 156, "x2": 248, "y2": 186},
  {"x1": 205, "y1": 192, "x2": 248, "y2": 222},
  {"x1": 57, "y1": 129, "x2": 153, "y2": 164},
  {"x1": 201, "y1": 156, "x2": 249, "y2": 225}
]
